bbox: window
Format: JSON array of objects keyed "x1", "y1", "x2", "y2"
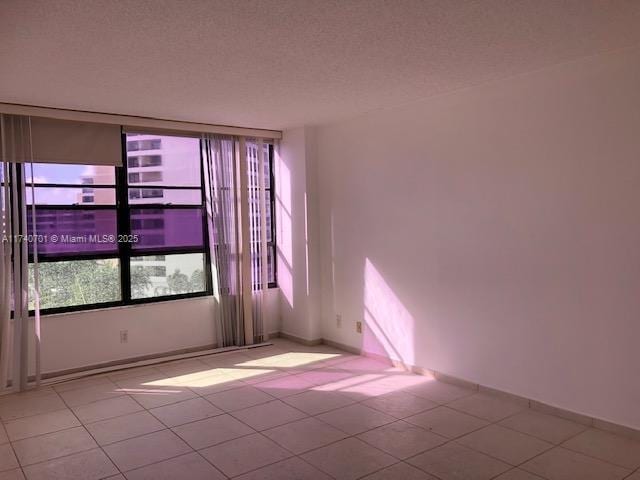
[
  {"x1": 24, "y1": 133, "x2": 213, "y2": 313},
  {"x1": 126, "y1": 139, "x2": 161, "y2": 151},
  {"x1": 124, "y1": 133, "x2": 210, "y2": 301},
  {"x1": 20, "y1": 131, "x2": 276, "y2": 314},
  {"x1": 26, "y1": 163, "x2": 121, "y2": 311},
  {"x1": 246, "y1": 142, "x2": 277, "y2": 287},
  {"x1": 128, "y1": 155, "x2": 162, "y2": 168},
  {"x1": 128, "y1": 171, "x2": 163, "y2": 183}
]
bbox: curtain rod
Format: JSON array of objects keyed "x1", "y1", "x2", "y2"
[{"x1": 0, "y1": 102, "x2": 282, "y2": 140}]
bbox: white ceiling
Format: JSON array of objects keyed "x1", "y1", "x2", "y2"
[{"x1": 2, "y1": 0, "x2": 640, "y2": 130}]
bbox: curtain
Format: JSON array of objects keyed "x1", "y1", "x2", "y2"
[
  {"x1": 247, "y1": 139, "x2": 268, "y2": 344},
  {"x1": 0, "y1": 114, "x2": 41, "y2": 392},
  {"x1": 203, "y1": 135, "x2": 268, "y2": 347}
]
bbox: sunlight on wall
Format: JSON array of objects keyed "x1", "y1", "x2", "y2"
[
  {"x1": 364, "y1": 258, "x2": 416, "y2": 365},
  {"x1": 275, "y1": 145, "x2": 294, "y2": 306}
]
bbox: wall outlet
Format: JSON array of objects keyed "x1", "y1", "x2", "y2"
[
  {"x1": 356, "y1": 321, "x2": 362, "y2": 334},
  {"x1": 336, "y1": 313, "x2": 342, "y2": 328},
  {"x1": 120, "y1": 330, "x2": 128, "y2": 343}
]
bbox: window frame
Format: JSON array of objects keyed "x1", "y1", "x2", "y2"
[
  {"x1": 17, "y1": 132, "x2": 277, "y2": 316},
  {"x1": 22, "y1": 132, "x2": 213, "y2": 315},
  {"x1": 267, "y1": 143, "x2": 277, "y2": 288}
]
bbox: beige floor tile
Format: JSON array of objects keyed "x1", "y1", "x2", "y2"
[
  {"x1": 21, "y1": 448, "x2": 117, "y2": 480},
  {"x1": 156, "y1": 359, "x2": 210, "y2": 377},
  {"x1": 407, "y1": 442, "x2": 511, "y2": 480},
  {"x1": 199, "y1": 432, "x2": 292, "y2": 477},
  {"x1": 301, "y1": 437, "x2": 395, "y2": 480},
  {"x1": 494, "y1": 468, "x2": 547, "y2": 479},
  {"x1": 4, "y1": 409, "x2": 80, "y2": 442},
  {"x1": 12, "y1": 426, "x2": 96, "y2": 466},
  {"x1": 149, "y1": 397, "x2": 223, "y2": 427},
  {"x1": 0, "y1": 444, "x2": 18, "y2": 472},
  {"x1": 404, "y1": 381, "x2": 475, "y2": 404},
  {"x1": 128, "y1": 386, "x2": 198, "y2": 410},
  {"x1": 172, "y1": 413, "x2": 254, "y2": 450},
  {"x1": 242, "y1": 369, "x2": 292, "y2": 385},
  {"x1": 199, "y1": 351, "x2": 253, "y2": 368},
  {"x1": 72, "y1": 396, "x2": 143, "y2": 424},
  {"x1": 499, "y1": 410, "x2": 587, "y2": 444},
  {"x1": 561, "y1": 428, "x2": 640, "y2": 470},
  {"x1": 107, "y1": 365, "x2": 162, "y2": 382},
  {"x1": 123, "y1": 452, "x2": 225, "y2": 480},
  {"x1": 405, "y1": 406, "x2": 489, "y2": 439},
  {"x1": 337, "y1": 357, "x2": 394, "y2": 373},
  {"x1": 332, "y1": 373, "x2": 425, "y2": 401},
  {"x1": 290, "y1": 369, "x2": 354, "y2": 388},
  {"x1": 447, "y1": 393, "x2": 527, "y2": 422},
  {"x1": 0, "y1": 391, "x2": 66, "y2": 421},
  {"x1": 231, "y1": 399, "x2": 307, "y2": 431},
  {"x1": 85, "y1": 411, "x2": 165, "y2": 445},
  {"x1": 457, "y1": 424, "x2": 553, "y2": 465},
  {"x1": 204, "y1": 385, "x2": 273, "y2": 412},
  {"x1": 361, "y1": 462, "x2": 439, "y2": 480},
  {"x1": 102, "y1": 429, "x2": 191, "y2": 472},
  {"x1": 254, "y1": 375, "x2": 315, "y2": 398},
  {"x1": 187, "y1": 377, "x2": 246, "y2": 396},
  {"x1": 233, "y1": 456, "x2": 332, "y2": 480},
  {"x1": 52, "y1": 375, "x2": 113, "y2": 393},
  {"x1": 263, "y1": 417, "x2": 348, "y2": 454},
  {"x1": 0, "y1": 469, "x2": 24, "y2": 480},
  {"x1": 316, "y1": 403, "x2": 395, "y2": 435},
  {"x1": 282, "y1": 389, "x2": 355, "y2": 415},
  {"x1": 521, "y1": 447, "x2": 631, "y2": 480},
  {"x1": 58, "y1": 382, "x2": 124, "y2": 408},
  {"x1": 362, "y1": 391, "x2": 438, "y2": 419},
  {"x1": 358, "y1": 420, "x2": 447, "y2": 459}
]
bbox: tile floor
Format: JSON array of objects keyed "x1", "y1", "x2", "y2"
[{"x1": 0, "y1": 338, "x2": 638, "y2": 479}]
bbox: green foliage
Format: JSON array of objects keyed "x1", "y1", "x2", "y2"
[
  {"x1": 29, "y1": 259, "x2": 127, "y2": 309},
  {"x1": 166, "y1": 268, "x2": 204, "y2": 294}
]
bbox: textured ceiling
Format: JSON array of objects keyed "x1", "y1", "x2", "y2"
[{"x1": 1, "y1": 0, "x2": 640, "y2": 130}]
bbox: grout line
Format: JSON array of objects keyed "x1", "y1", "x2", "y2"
[
  {"x1": 2, "y1": 342, "x2": 639, "y2": 479},
  {"x1": 55, "y1": 385, "x2": 126, "y2": 478}
]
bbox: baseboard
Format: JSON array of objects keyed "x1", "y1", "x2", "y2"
[
  {"x1": 321, "y1": 338, "x2": 361, "y2": 355},
  {"x1": 277, "y1": 331, "x2": 323, "y2": 346},
  {"x1": 312, "y1": 336, "x2": 640, "y2": 441},
  {"x1": 42, "y1": 343, "x2": 218, "y2": 379}
]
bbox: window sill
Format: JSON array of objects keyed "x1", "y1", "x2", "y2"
[{"x1": 33, "y1": 292, "x2": 214, "y2": 318}]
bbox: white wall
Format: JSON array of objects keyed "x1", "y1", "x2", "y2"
[
  {"x1": 315, "y1": 48, "x2": 640, "y2": 429},
  {"x1": 276, "y1": 128, "x2": 322, "y2": 341},
  {"x1": 33, "y1": 289, "x2": 281, "y2": 374}
]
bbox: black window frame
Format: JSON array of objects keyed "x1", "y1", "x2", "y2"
[
  {"x1": 8, "y1": 132, "x2": 277, "y2": 316},
  {"x1": 21, "y1": 132, "x2": 213, "y2": 315},
  {"x1": 266, "y1": 143, "x2": 277, "y2": 288}
]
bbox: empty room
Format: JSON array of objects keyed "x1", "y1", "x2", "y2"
[{"x1": 0, "y1": 1, "x2": 639, "y2": 479}]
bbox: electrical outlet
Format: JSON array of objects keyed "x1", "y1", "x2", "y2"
[
  {"x1": 120, "y1": 330, "x2": 128, "y2": 343},
  {"x1": 356, "y1": 321, "x2": 362, "y2": 334},
  {"x1": 336, "y1": 313, "x2": 342, "y2": 328}
]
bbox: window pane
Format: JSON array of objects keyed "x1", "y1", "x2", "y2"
[
  {"x1": 27, "y1": 208, "x2": 118, "y2": 255},
  {"x1": 130, "y1": 208, "x2": 203, "y2": 251},
  {"x1": 268, "y1": 244, "x2": 276, "y2": 284},
  {"x1": 26, "y1": 164, "x2": 115, "y2": 185},
  {"x1": 29, "y1": 259, "x2": 121, "y2": 309},
  {"x1": 26, "y1": 187, "x2": 116, "y2": 205},
  {"x1": 130, "y1": 253, "x2": 206, "y2": 299},
  {"x1": 126, "y1": 134, "x2": 201, "y2": 186},
  {"x1": 128, "y1": 188, "x2": 201, "y2": 205}
]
